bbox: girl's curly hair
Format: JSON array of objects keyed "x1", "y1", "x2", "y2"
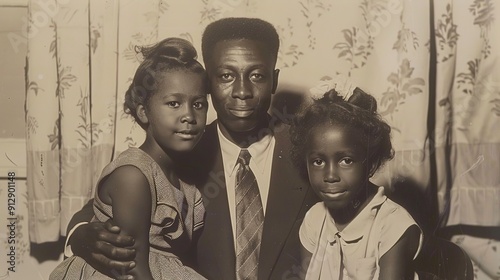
[
  {"x1": 124, "y1": 37, "x2": 208, "y2": 128},
  {"x1": 290, "y1": 87, "x2": 394, "y2": 179}
]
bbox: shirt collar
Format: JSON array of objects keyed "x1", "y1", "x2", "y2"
[
  {"x1": 326, "y1": 186, "x2": 387, "y2": 243},
  {"x1": 216, "y1": 123, "x2": 274, "y2": 177}
]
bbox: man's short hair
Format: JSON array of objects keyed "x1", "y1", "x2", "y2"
[{"x1": 201, "y1": 17, "x2": 280, "y2": 66}]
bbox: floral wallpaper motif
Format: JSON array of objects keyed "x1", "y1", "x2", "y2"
[
  {"x1": 276, "y1": 18, "x2": 304, "y2": 69},
  {"x1": 76, "y1": 89, "x2": 103, "y2": 148},
  {"x1": 298, "y1": 0, "x2": 331, "y2": 49},
  {"x1": 332, "y1": 0, "x2": 407, "y2": 75},
  {"x1": 333, "y1": 26, "x2": 371, "y2": 74},
  {"x1": 392, "y1": 25, "x2": 419, "y2": 53},
  {"x1": 457, "y1": 58, "x2": 480, "y2": 95},
  {"x1": 435, "y1": 4, "x2": 459, "y2": 63},
  {"x1": 454, "y1": 0, "x2": 498, "y2": 134},
  {"x1": 47, "y1": 119, "x2": 60, "y2": 151},
  {"x1": 469, "y1": 0, "x2": 494, "y2": 59},
  {"x1": 380, "y1": 59, "x2": 425, "y2": 119}
]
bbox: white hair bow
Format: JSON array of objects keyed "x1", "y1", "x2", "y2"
[{"x1": 309, "y1": 74, "x2": 355, "y2": 101}]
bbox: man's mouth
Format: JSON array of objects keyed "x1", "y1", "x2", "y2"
[{"x1": 229, "y1": 108, "x2": 254, "y2": 118}]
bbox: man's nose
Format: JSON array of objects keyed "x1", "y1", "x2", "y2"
[{"x1": 231, "y1": 77, "x2": 253, "y2": 99}]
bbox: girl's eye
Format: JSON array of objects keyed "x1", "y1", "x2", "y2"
[
  {"x1": 193, "y1": 101, "x2": 206, "y2": 109},
  {"x1": 166, "y1": 101, "x2": 180, "y2": 108},
  {"x1": 339, "y1": 158, "x2": 354, "y2": 167},
  {"x1": 312, "y1": 159, "x2": 325, "y2": 167}
]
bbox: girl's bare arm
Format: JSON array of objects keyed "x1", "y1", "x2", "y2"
[
  {"x1": 100, "y1": 166, "x2": 153, "y2": 280},
  {"x1": 379, "y1": 224, "x2": 420, "y2": 280},
  {"x1": 299, "y1": 244, "x2": 313, "y2": 280}
]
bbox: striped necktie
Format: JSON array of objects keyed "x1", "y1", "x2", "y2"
[{"x1": 235, "y1": 148, "x2": 264, "y2": 280}]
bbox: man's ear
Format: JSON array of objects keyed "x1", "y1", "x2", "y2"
[
  {"x1": 137, "y1": 104, "x2": 149, "y2": 124},
  {"x1": 271, "y1": 69, "x2": 280, "y2": 94}
]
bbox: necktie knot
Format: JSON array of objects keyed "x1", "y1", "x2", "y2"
[{"x1": 238, "y1": 149, "x2": 251, "y2": 166}]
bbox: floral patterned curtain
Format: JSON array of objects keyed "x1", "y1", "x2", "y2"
[
  {"x1": 433, "y1": 1, "x2": 499, "y2": 228},
  {"x1": 26, "y1": 0, "x2": 119, "y2": 242},
  {"x1": 26, "y1": 1, "x2": 499, "y2": 275}
]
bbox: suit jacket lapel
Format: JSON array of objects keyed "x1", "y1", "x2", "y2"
[
  {"x1": 258, "y1": 124, "x2": 309, "y2": 280},
  {"x1": 196, "y1": 123, "x2": 236, "y2": 279}
]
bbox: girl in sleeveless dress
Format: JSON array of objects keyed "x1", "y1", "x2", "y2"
[
  {"x1": 50, "y1": 38, "x2": 208, "y2": 280},
  {"x1": 290, "y1": 83, "x2": 423, "y2": 279}
]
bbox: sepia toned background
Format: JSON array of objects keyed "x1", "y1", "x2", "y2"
[{"x1": 1, "y1": 0, "x2": 499, "y2": 279}]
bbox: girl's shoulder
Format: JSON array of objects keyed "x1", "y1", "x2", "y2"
[
  {"x1": 366, "y1": 186, "x2": 414, "y2": 222},
  {"x1": 378, "y1": 197, "x2": 415, "y2": 222},
  {"x1": 114, "y1": 147, "x2": 154, "y2": 165},
  {"x1": 374, "y1": 196, "x2": 423, "y2": 255},
  {"x1": 306, "y1": 201, "x2": 328, "y2": 220},
  {"x1": 97, "y1": 148, "x2": 157, "y2": 192},
  {"x1": 103, "y1": 148, "x2": 156, "y2": 176},
  {"x1": 366, "y1": 186, "x2": 421, "y2": 235},
  {"x1": 302, "y1": 202, "x2": 328, "y2": 230}
]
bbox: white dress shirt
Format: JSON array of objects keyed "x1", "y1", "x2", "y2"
[{"x1": 216, "y1": 124, "x2": 275, "y2": 247}]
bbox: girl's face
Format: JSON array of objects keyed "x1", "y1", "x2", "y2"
[
  {"x1": 305, "y1": 123, "x2": 369, "y2": 210},
  {"x1": 145, "y1": 70, "x2": 208, "y2": 153}
]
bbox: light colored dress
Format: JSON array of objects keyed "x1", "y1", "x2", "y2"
[
  {"x1": 50, "y1": 148, "x2": 206, "y2": 280},
  {"x1": 299, "y1": 187, "x2": 423, "y2": 280}
]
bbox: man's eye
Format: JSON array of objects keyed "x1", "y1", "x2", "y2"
[
  {"x1": 166, "y1": 101, "x2": 180, "y2": 108},
  {"x1": 250, "y1": 73, "x2": 264, "y2": 81},
  {"x1": 312, "y1": 159, "x2": 324, "y2": 167},
  {"x1": 220, "y1": 73, "x2": 233, "y2": 82}
]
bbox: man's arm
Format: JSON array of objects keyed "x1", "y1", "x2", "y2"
[{"x1": 67, "y1": 199, "x2": 94, "y2": 233}]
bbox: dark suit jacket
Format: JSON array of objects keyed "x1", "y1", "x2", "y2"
[{"x1": 191, "y1": 121, "x2": 319, "y2": 280}]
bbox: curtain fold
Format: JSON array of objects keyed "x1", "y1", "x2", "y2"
[
  {"x1": 25, "y1": 0, "x2": 498, "y2": 247},
  {"x1": 433, "y1": 0, "x2": 500, "y2": 227},
  {"x1": 26, "y1": 0, "x2": 120, "y2": 242}
]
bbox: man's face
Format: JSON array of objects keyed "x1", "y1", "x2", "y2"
[{"x1": 206, "y1": 39, "x2": 279, "y2": 135}]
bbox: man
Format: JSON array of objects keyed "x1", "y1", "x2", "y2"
[{"x1": 67, "y1": 17, "x2": 318, "y2": 280}]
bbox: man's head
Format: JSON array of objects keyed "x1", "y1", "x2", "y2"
[
  {"x1": 202, "y1": 17, "x2": 280, "y2": 67},
  {"x1": 201, "y1": 18, "x2": 280, "y2": 143}
]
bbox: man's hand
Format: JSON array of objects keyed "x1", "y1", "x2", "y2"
[{"x1": 69, "y1": 219, "x2": 136, "y2": 279}]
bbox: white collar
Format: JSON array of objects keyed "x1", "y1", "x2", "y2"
[
  {"x1": 326, "y1": 186, "x2": 387, "y2": 243},
  {"x1": 216, "y1": 123, "x2": 274, "y2": 176}
]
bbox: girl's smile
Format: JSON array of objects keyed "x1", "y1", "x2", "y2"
[
  {"x1": 319, "y1": 189, "x2": 348, "y2": 199},
  {"x1": 174, "y1": 129, "x2": 200, "y2": 140}
]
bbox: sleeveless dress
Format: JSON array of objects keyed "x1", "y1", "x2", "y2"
[
  {"x1": 50, "y1": 148, "x2": 206, "y2": 280},
  {"x1": 299, "y1": 186, "x2": 423, "y2": 280}
]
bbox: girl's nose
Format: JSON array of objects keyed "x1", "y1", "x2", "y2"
[
  {"x1": 181, "y1": 107, "x2": 196, "y2": 124},
  {"x1": 323, "y1": 165, "x2": 340, "y2": 183}
]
